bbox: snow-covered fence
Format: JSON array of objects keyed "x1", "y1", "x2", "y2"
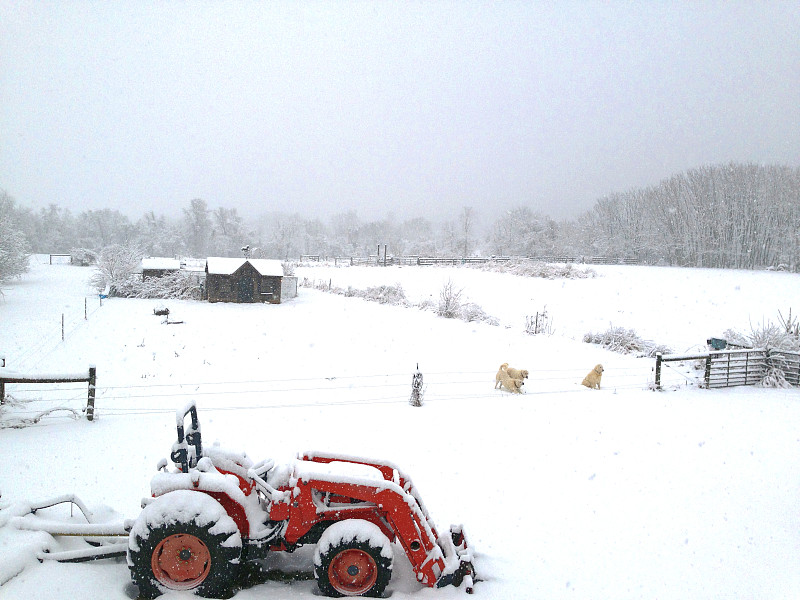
[
  {"x1": 768, "y1": 350, "x2": 800, "y2": 386},
  {"x1": 654, "y1": 349, "x2": 792, "y2": 389},
  {"x1": 324, "y1": 255, "x2": 641, "y2": 267},
  {"x1": 48, "y1": 253, "x2": 72, "y2": 265},
  {"x1": 0, "y1": 366, "x2": 97, "y2": 420}
]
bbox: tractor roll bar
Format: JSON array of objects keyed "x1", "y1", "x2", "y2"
[{"x1": 171, "y1": 400, "x2": 203, "y2": 473}]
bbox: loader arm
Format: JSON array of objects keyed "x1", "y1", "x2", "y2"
[{"x1": 298, "y1": 452, "x2": 476, "y2": 591}]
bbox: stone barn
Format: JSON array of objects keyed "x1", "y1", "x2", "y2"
[{"x1": 205, "y1": 258, "x2": 296, "y2": 304}]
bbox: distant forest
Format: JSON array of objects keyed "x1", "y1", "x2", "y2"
[{"x1": 2, "y1": 162, "x2": 800, "y2": 272}]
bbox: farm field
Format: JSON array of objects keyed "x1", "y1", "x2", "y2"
[{"x1": 1, "y1": 256, "x2": 799, "y2": 599}]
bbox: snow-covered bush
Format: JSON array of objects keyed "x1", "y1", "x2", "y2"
[
  {"x1": 459, "y1": 302, "x2": 499, "y2": 325},
  {"x1": 302, "y1": 277, "x2": 498, "y2": 326},
  {"x1": 583, "y1": 326, "x2": 671, "y2": 357},
  {"x1": 526, "y1": 307, "x2": 554, "y2": 335},
  {"x1": 0, "y1": 216, "x2": 30, "y2": 286},
  {"x1": 70, "y1": 248, "x2": 97, "y2": 266},
  {"x1": 361, "y1": 284, "x2": 407, "y2": 305},
  {"x1": 475, "y1": 259, "x2": 597, "y2": 280},
  {"x1": 436, "y1": 279, "x2": 463, "y2": 318},
  {"x1": 90, "y1": 243, "x2": 144, "y2": 296},
  {"x1": 760, "y1": 367, "x2": 792, "y2": 389},
  {"x1": 281, "y1": 261, "x2": 296, "y2": 276},
  {"x1": 115, "y1": 270, "x2": 202, "y2": 300},
  {"x1": 723, "y1": 319, "x2": 800, "y2": 352}
]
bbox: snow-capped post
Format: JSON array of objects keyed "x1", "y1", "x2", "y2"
[
  {"x1": 654, "y1": 352, "x2": 663, "y2": 389},
  {"x1": 410, "y1": 364, "x2": 423, "y2": 407},
  {"x1": 86, "y1": 365, "x2": 97, "y2": 421}
]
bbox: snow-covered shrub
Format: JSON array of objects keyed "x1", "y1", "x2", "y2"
[
  {"x1": 460, "y1": 302, "x2": 499, "y2": 325},
  {"x1": 134, "y1": 271, "x2": 202, "y2": 300},
  {"x1": 361, "y1": 284, "x2": 407, "y2": 305},
  {"x1": 475, "y1": 259, "x2": 597, "y2": 280},
  {"x1": 778, "y1": 308, "x2": 800, "y2": 337},
  {"x1": 0, "y1": 219, "x2": 30, "y2": 286},
  {"x1": 281, "y1": 261, "x2": 296, "y2": 276},
  {"x1": 90, "y1": 243, "x2": 144, "y2": 296},
  {"x1": 436, "y1": 279, "x2": 463, "y2": 318},
  {"x1": 526, "y1": 308, "x2": 554, "y2": 335},
  {"x1": 70, "y1": 248, "x2": 97, "y2": 266},
  {"x1": 583, "y1": 326, "x2": 671, "y2": 357},
  {"x1": 760, "y1": 367, "x2": 792, "y2": 388},
  {"x1": 723, "y1": 319, "x2": 800, "y2": 352}
]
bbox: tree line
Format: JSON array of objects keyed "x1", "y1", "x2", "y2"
[{"x1": 1, "y1": 162, "x2": 799, "y2": 287}]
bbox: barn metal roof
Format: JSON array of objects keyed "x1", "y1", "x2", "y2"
[
  {"x1": 206, "y1": 257, "x2": 284, "y2": 277},
  {"x1": 141, "y1": 257, "x2": 181, "y2": 270}
]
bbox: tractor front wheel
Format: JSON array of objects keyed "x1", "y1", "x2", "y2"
[
  {"x1": 127, "y1": 490, "x2": 242, "y2": 599},
  {"x1": 314, "y1": 520, "x2": 393, "y2": 597}
]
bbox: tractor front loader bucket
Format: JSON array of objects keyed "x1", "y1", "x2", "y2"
[
  {"x1": 436, "y1": 524, "x2": 476, "y2": 593},
  {"x1": 11, "y1": 494, "x2": 130, "y2": 562}
]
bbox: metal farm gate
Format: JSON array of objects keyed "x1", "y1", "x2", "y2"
[
  {"x1": 655, "y1": 348, "x2": 800, "y2": 389},
  {"x1": 705, "y1": 349, "x2": 769, "y2": 388},
  {"x1": 768, "y1": 350, "x2": 800, "y2": 386}
]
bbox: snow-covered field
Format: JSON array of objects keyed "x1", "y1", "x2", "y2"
[{"x1": 1, "y1": 256, "x2": 799, "y2": 599}]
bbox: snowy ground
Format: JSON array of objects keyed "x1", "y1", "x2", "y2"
[{"x1": 1, "y1": 256, "x2": 799, "y2": 599}]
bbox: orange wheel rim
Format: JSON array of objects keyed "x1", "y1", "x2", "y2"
[
  {"x1": 328, "y1": 548, "x2": 378, "y2": 595},
  {"x1": 151, "y1": 533, "x2": 211, "y2": 590}
]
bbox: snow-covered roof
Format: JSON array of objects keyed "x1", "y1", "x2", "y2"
[
  {"x1": 206, "y1": 258, "x2": 284, "y2": 277},
  {"x1": 141, "y1": 257, "x2": 180, "y2": 270}
]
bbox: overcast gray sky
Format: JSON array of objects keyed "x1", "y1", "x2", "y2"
[{"x1": 1, "y1": 1, "x2": 798, "y2": 223}]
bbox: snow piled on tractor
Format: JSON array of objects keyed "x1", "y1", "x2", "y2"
[{"x1": 128, "y1": 490, "x2": 241, "y2": 553}]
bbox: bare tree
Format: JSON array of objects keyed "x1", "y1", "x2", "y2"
[
  {"x1": 182, "y1": 198, "x2": 212, "y2": 257},
  {"x1": 459, "y1": 206, "x2": 474, "y2": 256}
]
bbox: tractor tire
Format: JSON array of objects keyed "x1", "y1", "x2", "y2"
[
  {"x1": 127, "y1": 490, "x2": 242, "y2": 599},
  {"x1": 314, "y1": 520, "x2": 393, "y2": 597}
]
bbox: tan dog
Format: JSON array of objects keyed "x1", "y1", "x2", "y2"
[
  {"x1": 495, "y1": 363, "x2": 509, "y2": 389},
  {"x1": 582, "y1": 364, "x2": 604, "y2": 389},
  {"x1": 495, "y1": 363, "x2": 524, "y2": 393},
  {"x1": 506, "y1": 366, "x2": 529, "y2": 381}
]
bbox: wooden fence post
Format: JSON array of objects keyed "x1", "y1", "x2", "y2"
[
  {"x1": 654, "y1": 353, "x2": 662, "y2": 389},
  {"x1": 86, "y1": 366, "x2": 97, "y2": 421},
  {"x1": 704, "y1": 355, "x2": 712, "y2": 388}
]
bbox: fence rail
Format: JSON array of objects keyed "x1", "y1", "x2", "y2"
[
  {"x1": 768, "y1": 350, "x2": 800, "y2": 386},
  {"x1": 0, "y1": 366, "x2": 97, "y2": 420},
  {"x1": 655, "y1": 348, "x2": 799, "y2": 389},
  {"x1": 320, "y1": 255, "x2": 642, "y2": 267}
]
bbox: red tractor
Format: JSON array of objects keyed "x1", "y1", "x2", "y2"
[{"x1": 126, "y1": 401, "x2": 476, "y2": 597}]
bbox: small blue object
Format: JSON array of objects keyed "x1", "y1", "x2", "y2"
[
  {"x1": 99, "y1": 294, "x2": 108, "y2": 299},
  {"x1": 707, "y1": 337, "x2": 727, "y2": 350}
]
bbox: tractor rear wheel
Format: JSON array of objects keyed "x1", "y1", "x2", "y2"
[
  {"x1": 314, "y1": 520, "x2": 393, "y2": 597},
  {"x1": 127, "y1": 491, "x2": 242, "y2": 599}
]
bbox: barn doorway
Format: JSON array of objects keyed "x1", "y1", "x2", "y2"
[{"x1": 238, "y1": 273, "x2": 254, "y2": 302}]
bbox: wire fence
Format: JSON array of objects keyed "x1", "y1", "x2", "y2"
[{"x1": 0, "y1": 364, "x2": 667, "y2": 427}]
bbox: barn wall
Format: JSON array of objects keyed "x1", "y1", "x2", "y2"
[{"x1": 206, "y1": 267, "x2": 284, "y2": 304}]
